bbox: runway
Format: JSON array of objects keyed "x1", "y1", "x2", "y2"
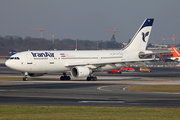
[{"x1": 1, "y1": 64, "x2": 180, "y2": 107}]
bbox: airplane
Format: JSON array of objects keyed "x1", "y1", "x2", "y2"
[
  {"x1": 6, "y1": 18, "x2": 155, "y2": 81},
  {"x1": 171, "y1": 46, "x2": 180, "y2": 61}
]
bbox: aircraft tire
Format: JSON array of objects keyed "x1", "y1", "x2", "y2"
[
  {"x1": 87, "y1": 77, "x2": 97, "y2": 81},
  {"x1": 93, "y1": 77, "x2": 97, "y2": 81},
  {"x1": 87, "y1": 77, "x2": 93, "y2": 81},
  {"x1": 67, "y1": 76, "x2": 71, "y2": 80},
  {"x1": 60, "y1": 76, "x2": 64, "y2": 80},
  {"x1": 87, "y1": 77, "x2": 90, "y2": 81},
  {"x1": 60, "y1": 76, "x2": 71, "y2": 81},
  {"x1": 23, "y1": 77, "x2": 28, "y2": 81}
]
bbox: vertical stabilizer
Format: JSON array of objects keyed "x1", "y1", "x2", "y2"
[
  {"x1": 123, "y1": 19, "x2": 154, "y2": 51},
  {"x1": 171, "y1": 46, "x2": 180, "y2": 57}
]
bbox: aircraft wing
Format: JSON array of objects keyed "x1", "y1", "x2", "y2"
[{"x1": 66, "y1": 58, "x2": 153, "y2": 67}]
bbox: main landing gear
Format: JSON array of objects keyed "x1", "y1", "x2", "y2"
[
  {"x1": 60, "y1": 73, "x2": 71, "y2": 81},
  {"x1": 86, "y1": 76, "x2": 97, "y2": 81}
]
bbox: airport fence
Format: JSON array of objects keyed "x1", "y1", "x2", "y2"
[
  {"x1": 135, "y1": 61, "x2": 180, "y2": 67},
  {"x1": 0, "y1": 56, "x2": 8, "y2": 64}
]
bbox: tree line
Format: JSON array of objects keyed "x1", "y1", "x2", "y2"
[
  {"x1": 1, "y1": 35, "x2": 169, "y2": 56},
  {"x1": 0, "y1": 35, "x2": 125, "y2": 56}
]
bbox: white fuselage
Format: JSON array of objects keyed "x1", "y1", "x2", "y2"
[{"x1": 5, "y1": 50, "x2": 140, "y2": 73}]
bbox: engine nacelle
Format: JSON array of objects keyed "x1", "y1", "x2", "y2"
[
  {"x1": 71, "y1": 66, "x2": 92, "y2": 78},
  {"x1": 28, "y1": 73, "x2": 45, "y2": 77}
]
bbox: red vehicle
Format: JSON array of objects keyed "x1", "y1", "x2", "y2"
[
  {"x1": 121, "y1": 67, "x2": 135, "y2": 72},
  {"x1": 107, "y1": 69, "x2": 122, "y2": 74}
]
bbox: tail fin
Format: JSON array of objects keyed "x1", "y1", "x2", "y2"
[
  {"x1": 171, "y1": 46, "x2": 180, "y2": 57},
  {"x1": 123, "y1": 18, "x2": 154, "y2": 51},
  {"x1": 9, "y1": 51, "x2": 17, "y2": 55}
]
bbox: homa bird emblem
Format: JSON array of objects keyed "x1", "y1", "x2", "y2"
[{"x1": 142, "y1": 31, "x2": 149, "y2": 42}]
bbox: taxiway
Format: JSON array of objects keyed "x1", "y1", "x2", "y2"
[{"x1": 0, "y1": 65, "x2": 180, "y2": 107}]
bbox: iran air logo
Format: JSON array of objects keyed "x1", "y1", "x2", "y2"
[{"x1": 142, "y1": 31, "x2": 149, "y2": 42}]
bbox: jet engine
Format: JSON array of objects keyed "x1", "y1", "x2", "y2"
[
  {"x1": 28, "y1": 73, "x2": 45, "y2": 77},
  {"x1": 71, "y1": 66, "x2": 92, "y2": 78}
]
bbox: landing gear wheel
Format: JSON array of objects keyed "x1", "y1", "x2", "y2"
[
  {"x1": 87, "y1": 76, "x2": 97, "y2": 81},
  {"x1": 23, "y1": 77, "x2": 28, "y2": 81},
  {"x1": 60, "y1": 73, "x2": 71, "y2": 81},
  {"x1": 93, "y1": 77, "x2": 97, "y2": 81},
  {"x1": 60, "y1": 76, "x2": 64, "y2": 80},
  {"x1": 87, "y1": 77, "x2": 91, "y2": 81},
  {"x1": 67, "y1": 76, "x2": 70, "y2": 80}
]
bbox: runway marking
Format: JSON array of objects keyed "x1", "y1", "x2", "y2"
[
  {"x1": 151, "y1": 92, "x2": 180, "y2": 94},
  {"x1": 123, "y1": 87, "x2": 180, "y2": 94},
  {"x1": 123, "y1": 86, "x2": 131, "y2": 91},
  {"x1": 79, "y1": 101, "x2": 125, "y2": 103},
  {"x1": 0, "y1": 90, "x2": 19, "y2": 91},
  {"x1": 97, "y1": 86, "x2": 112, "y2": 91}
]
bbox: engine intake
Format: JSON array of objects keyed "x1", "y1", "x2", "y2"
[{"x1": 71, "y1": 66, "x2": 92, "y2": 78}]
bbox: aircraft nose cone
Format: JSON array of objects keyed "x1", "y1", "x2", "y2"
[
  {"x1": 5, "y1": 60, "x2": 10, "y2": 67},
  {"x1": 5, "y1": 60, "x2": 14, "y2": 69}
]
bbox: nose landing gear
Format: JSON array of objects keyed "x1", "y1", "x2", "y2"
[
  {"x1": 22, "y1": 72, "x2": 28, "y2": 81},
  {"x1": 23, "y1": 77, "x2": 28, "y2": 81}
]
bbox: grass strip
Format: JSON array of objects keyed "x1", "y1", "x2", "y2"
[
  {"x1": 0, "y1": 77, "x2": 57, "y2": 81},
  {"x1": 126, "y1": 85, "x2": 180, "y2": 92},
  {"x1": 0, "y1": 105, "x2": 180, "y2": 120}
]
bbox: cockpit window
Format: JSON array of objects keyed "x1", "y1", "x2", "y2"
[{"x1": 9, "y1": 57, "x2": 20, "y2": 60}]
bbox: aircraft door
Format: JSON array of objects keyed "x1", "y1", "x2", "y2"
[
  {"x1": 49, "y1": 57, "x2": 54, "y2": 65},
  {"x1": 26, "y1": 55, "x2": 33, "y2": 64},
  {"x1": 48, "y1": 57, "x2": 54, "y2": 71},
  {"x1": 26, "y1": 55, "x2": 33, "y2": 71}
]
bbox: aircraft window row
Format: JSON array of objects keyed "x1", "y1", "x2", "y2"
[
  {"x1": 9, "y1": 57, "x2": 20, "y2": 60},
  {"x1": 61, "y1": 57, "x2": 98, "y2": 59},
  {"x1": 101, "y1": 56, "x2": 123, "y2": 59},
  {"x1": 54, "y1": 58, "x2": 60, "y2": 59},
  {"x1": 34, "y1": 58, "x2": 48, "y2": 60}
]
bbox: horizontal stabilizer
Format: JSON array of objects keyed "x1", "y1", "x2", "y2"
[{"x1": 139, "y1": 50, "x2": 172, "y2": 58}]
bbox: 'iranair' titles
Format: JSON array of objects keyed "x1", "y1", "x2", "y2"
[
  {"x1": 31, "y1": 52, "x2": 54, "y2": 57},
  {"x1": 110, "y1": 52, "x2": 123, "y2": 56}
]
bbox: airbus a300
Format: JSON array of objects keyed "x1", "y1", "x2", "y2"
[{"x1": 6, "y1": 18, "x2": 155, "y2": 81}]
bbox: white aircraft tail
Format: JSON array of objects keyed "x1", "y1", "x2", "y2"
[{"x1": 123, "y1": 18, "x2": 154, "y2": 51}]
